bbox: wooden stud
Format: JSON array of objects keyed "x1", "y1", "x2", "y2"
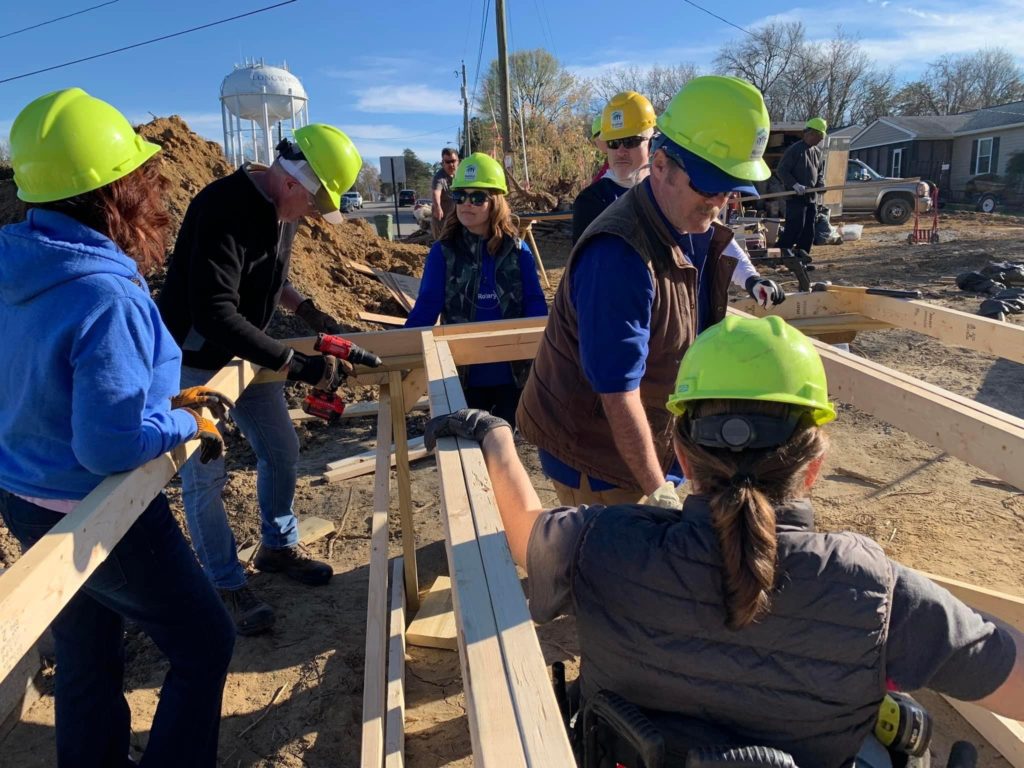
[
  {"x1": 360, "y1": 385, "x2": 393, "y2": 768},
  {"x1": 400, "y1": 368, "x2": 428, "y2": 414},
  {"x1": 236, "y1": 516, "x2": 335, "y2": 564},
  {"x1": 389, "y1": 370, "x2": 420, "y2": 613},
  {"x1": 385, "y1": 556, "x2": 407, "y2": 768},
  {"x1": 406, "y1": 576, "x2": 458, "y2": 651},
  {"x1": 941, "y1": 699, "x2": 1024, "y2": 768},
  {"x1": 322, "y1": 438, "x2": 428, "y2": 483},
  {"x1": 360, "y1": 312, "x2": 407, "y2": 327},
  {"x1": 432, "y1": 337, "x2": 576, "y2": 765},
  {"x1": 420, "y1": 331, "x2": 528, "y2": 767},
  {"x1": 522, "y1": 223, "x2": 551, "y2": 289},
  {"x1": 0, "y1": 359, "x2": 258, "y2": 683}
]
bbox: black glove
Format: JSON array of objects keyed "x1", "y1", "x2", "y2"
[
  {"x1": 286, "y1": 352, "x2": 352, "y2": 391},
  {"x1": 183, "y1": 408, "x2": 225, "y2": 464},
  {"x1": 745, "y1": 276, "x2": 786, "y2": 308},
  {"x1": 295, "y1": 298, "x2": 346, "y2": 334},
  {"x1": 423, "y1": 408, "x2": 511, "y2": 451}
]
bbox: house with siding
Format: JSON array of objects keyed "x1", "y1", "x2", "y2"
[{"x1": 849, "y1": 101, "x2": 1024, "y2": 202}]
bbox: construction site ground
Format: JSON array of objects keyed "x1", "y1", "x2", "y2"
[{"x1": 0, "y1": 119, "x2": 1022, "y2": 768}]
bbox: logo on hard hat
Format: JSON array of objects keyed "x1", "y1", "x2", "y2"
[
  {"x1": 610, "y1": 110, "x2": 625, "y2": 130},
  {"x1": 750, "y1": 127, "x2": 769, "y2": 160},
  {"x1": 464, "y1": 164, "x2": 478, "y2": 181}
]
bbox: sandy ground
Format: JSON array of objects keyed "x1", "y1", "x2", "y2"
[{"x1": 2, "y1": 210, "x2": 1023, "y2": 767}]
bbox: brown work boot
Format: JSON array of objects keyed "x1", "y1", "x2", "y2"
[
  {"x1": 218, "y1": 585, "x2": 275, "y2": 636},
  {"x1": 253, "y1": 543, "x2": 333, "y2": 586}
]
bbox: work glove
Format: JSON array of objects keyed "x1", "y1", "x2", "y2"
[
  {"x1": 423, "y1": 408, "x2": 511, "y2": 451},
  {"x1": 641, "y1": 481, "x2": 683, "y2": 511},
  {"x1": 287, "y1": 351, "x2": 352, "y2": 392},
  {"x1": 745, "y1": 276, "x2": 786, "y2": 308},
  {"x1": 183, "y1": 408, "x2": 225, "y2": 464},
  {"x1": 296, "y1": 298, "x2": 346, "y2": 334},
  {"x1": 171, "y1": 386, "x2": 235, "y2": 420},
  {"x1": 792, "y1": 183, "x2": 806, "y2": 196}
]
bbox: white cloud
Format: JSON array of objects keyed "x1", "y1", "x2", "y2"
[
  {"x1": 322, "y1": 56, "x2": 419, "y2": 81},
  {"x1": 355, "y1": 84, "x2": 462, "y2": 115}
]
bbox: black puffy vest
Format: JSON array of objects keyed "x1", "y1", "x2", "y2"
[{"x1": 571, "y1": 496, "x2": 895, "y2": 768}]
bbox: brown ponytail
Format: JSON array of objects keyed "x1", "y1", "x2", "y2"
[{"x1": 674, "y1": 399, "x2": 828, "y2": 629}]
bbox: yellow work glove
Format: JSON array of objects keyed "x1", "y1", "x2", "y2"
[
  {"x1": 642, "y1": 481, "x2": 683, "y2": 510},
  {"x1": 171, "y1": 386, "x2": 235, "y2": 421}
]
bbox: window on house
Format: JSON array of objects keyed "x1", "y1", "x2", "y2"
[
  {"x1": 975, "y1": 137, "x2": 993, "y2": 175},
  {"x1": 891, "y1": 148, "x2": 903, "y2": 177}
]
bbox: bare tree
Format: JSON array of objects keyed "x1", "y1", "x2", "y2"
[
  {"x1": 715, "y1": 21, "x2": 806, "y2": 117},
  {"x1": 926, "y1": 53, "x2": 979, "y2": 115},
  {"x1": 891, "y1": 80, "x2": 939, "y2": 115},
  {"x1": 353, "y1": 161, "x2": 380, "y2": 201},
  {"x1": 849, "y1": 68, "x2": 898, "y2": 125},
  {"x1": 593, "y1": 63, "x2": 700, "y2": 112},
  {"x1": 968, "y1": 48, "x2": 1024, "y2": 109},
  {"x1": 479, "y1": 49, "x2": 590, "y2": 127}
]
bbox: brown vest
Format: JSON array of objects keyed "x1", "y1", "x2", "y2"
[{"x1": 517, "y1": 184, "x2": 736, "y2": 489}]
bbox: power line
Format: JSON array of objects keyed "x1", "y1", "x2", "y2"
[
  {"x1": 0, "y1": 0, "x2": 298, "y2": 86},
  {"x1": 0, "y1": 0, "x2": 120, "y2": 41},
  {"x1": 680, "y1": 0, "x2": 754, "y2": 38},
  {"x1": 470, "y1": 0, "x2": 492, "y2": 110}
]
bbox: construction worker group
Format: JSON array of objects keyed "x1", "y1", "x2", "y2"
[{"x1": 0, "y1": 73, "x2": 1020, "y2": 768}]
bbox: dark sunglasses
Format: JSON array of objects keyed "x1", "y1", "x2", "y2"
[
  {"x1": 605, "y1": 136, "x2": 646, "y2": 150},
  {"x1": 665, "y1": 153, "x2": 735, "y2": 200},
  {"x1": 451, "y1": 190, "x2": 491, "y2": 206}
]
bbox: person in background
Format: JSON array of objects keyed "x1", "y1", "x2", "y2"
[
  {"x1": 0, "y1": 88, "x2": 235, "y2": 768},
  {"x1": 159, "y1": 124, "x2": 362, "y2": 635},
  {"x1": 425, "y1": 315, "x2": 1024, "y2": 768},
  {"x1": 777, "y1": 117, "x2": 827, "y2": 255},
  {"x1": 518, "y1": 76, "x2": 783, "y2": 510},
  {"x1": 572, "y1": 91, "x2": 656, "y2": 244},
  {"x1": 431, "y1": 147, "x2": 459, "y2": 241},
  {"x1": 406, "y1": 152, "x2": 547, "y2": 424}
]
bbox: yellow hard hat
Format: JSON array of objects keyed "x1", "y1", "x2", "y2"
[
  {"x1": 805, "y1": 117, "x2": 828, "y2": 135},
  {"x1": 10, "y1": 87, "x2": 160, "y2": 203},
  {"x1": 601, "y1": 91, "x2": 656, "y2": 141}
]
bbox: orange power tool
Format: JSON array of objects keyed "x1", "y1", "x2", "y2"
[{"x1": 301, "y1": 333, "x2": 383, "y2": 422}]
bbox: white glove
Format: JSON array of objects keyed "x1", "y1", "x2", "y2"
[
  {"x1": 745, "y1": 276, "x2": 786, "y2": 308},
  {"x1": 793, "y1": 183, "x2": 807, "y2": 195},
  {"x1": 642, "y1": 481, "x2": 683, "y2": 510}
]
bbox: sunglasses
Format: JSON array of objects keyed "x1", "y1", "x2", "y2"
[
  {"x1": 451, "y1": 190, "x2": 491, "y2": 206},
  {"x1": 605, "y1": 136, "x2": 646, "y2": 150},
  {"x1": 665, "y1": 153, "x2": 735, "y2": 200},
  {"x1": 443, "y1": 159, "x2": 458, "y2": 165}
]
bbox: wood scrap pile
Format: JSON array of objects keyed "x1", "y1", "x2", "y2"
[{"x1": 345, "y1": 259, "x2": 421, "y2": 326}]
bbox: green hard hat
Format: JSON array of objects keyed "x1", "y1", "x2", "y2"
[
  {"x1": 666, "y1": 315, "x2": 836, "y2": 426},
  {"x1": 293, "y1": 123, "x2": 362, "y2": 214},
  {"x1": 805, "y1": 117, "x2": 828, "y2": 134},
  {"x1": 10, "y1": 87, "x2": 161, "y2": 203},
  {"x1": 452, "y1": 152, "x2": 507, "y2": 194},
  {"x1": 656, "y1": 75, "x2": 772, "y2": 183}
]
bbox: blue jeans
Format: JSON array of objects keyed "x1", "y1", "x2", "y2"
[
  {"x1": 179, "y1": 366, "x2": 300, "y2": 589},
  {"x1": 0, "y1": 490, "x2": 235, "y2": 768}
]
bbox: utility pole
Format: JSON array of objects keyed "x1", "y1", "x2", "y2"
[
  {"x1": 494, "y1": 0, "x2": 514, "y2": 171},
  {"x1": 460, "y1": 60, "x2": 471, "y2": 156}
]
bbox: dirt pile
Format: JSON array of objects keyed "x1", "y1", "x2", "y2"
[{"x1": 0, "y1": 115, "x2": 428, "y2": 329}]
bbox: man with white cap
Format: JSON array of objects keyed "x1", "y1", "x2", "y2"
[{"x1": 159, "y1": 124, "x2": 362, "y2": 634}]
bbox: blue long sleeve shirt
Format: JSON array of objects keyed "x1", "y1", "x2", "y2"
[
  {"x1": 406, "y1": 236, "x2": 548, "y2": 386},
  {"x1": 0, "y1": 209, "x2": 196, "y2": 500}
]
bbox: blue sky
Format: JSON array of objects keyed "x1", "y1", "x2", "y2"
[{"x1": 1, "y1": 0, "x2": 1022, "y2": 168}]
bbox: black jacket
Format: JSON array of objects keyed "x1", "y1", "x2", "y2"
[
  {"x1": 572, "y1": 177, "x2": 627, "y2": 244},
  {"x1": 159, "y1": 167, "x2": 297, "y2": 372}
]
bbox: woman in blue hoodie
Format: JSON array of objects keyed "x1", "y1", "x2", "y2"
[
  {"x1": 405, "y1": 152, "x2": 547, "y2": 424},
  {"x1": 0, "y1": 89, "x2": 235, "y2": 767}
]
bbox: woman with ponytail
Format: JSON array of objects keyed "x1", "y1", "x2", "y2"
[{"x1": 424, "y1": 315, "x2": 1024, "y2": 768}]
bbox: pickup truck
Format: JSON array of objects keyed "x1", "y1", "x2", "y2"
[{"x1": 843, "y1": 159, "x2": 933, "y2": 225}]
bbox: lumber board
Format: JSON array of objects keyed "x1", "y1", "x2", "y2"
[
  {"x1": 385, "y1": 556, "x2": 407, "y2": 768},
  {"x1": 401, "y1": 368, "x2": 428, "y2": 414},
  {"x1": 389, "y1": 371, "x2": 419, "y2": 612},
  {"x1": 0, "y1": 359, "x2": 257, "y2": 683},
  {"x1": 432, "y1": 337, "x2": 576, "y2": 765},
  {"x1": 730, "y1": 290, "x2": 848, "y2": 320},
  {"x1": 941, "y1": 698, "x2": 1024, "y2": 768},
  {"x1": 522, "y1": 224, "x2": 551, "y2": 289},
  {"x1": 833, "y1": 291, "x2": 1024, "y2": 365},
  {"x1": 421, "y1": 331, "x2": 528, "y2": 766},
  {"x1": 443, "y1": 327, "x2": 544, "y2": 366},
  {"x1": 360, "y1": 386, "x2": 393, "y2": 768},
  {"x1": 922, "y1": 572, "x2": 1024, "y2": 632},
  {"x1": 431, "y1": 315, "x2": 547, "y2": 338},
  {"x1": 360, "y1": 311, "x2": 408, "y2": 327},
  {"x1": 322, "y1": 438, "x2": 428, "y2": 482},
  {"x1": 346, "y1": 259, "x2": 378, "y2": 277},
  {"x1": 237, "y1": 516, "x2": 334, "y2": 564},
  {"x1": 406, "y1": 576, "x2": 458, "y2": 651}
]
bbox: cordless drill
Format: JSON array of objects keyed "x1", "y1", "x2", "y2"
[
  {"x1": 874, "y1": 692, "x2": 932, "y2": 757},
  {"x1": 301, "y1": 333, "x2": 383, "y2": 422}
]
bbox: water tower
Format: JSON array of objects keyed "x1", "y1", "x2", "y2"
[{"x1": 220, "y1": 58, "x2": 309, "y2": 167}]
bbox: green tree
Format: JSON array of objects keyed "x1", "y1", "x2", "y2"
[{"x1": 402, "y1": 148, "x2": 434, "y2": 197}]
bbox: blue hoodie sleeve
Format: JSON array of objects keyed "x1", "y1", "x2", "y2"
[
  {"x1": 70, "y1": 297, "x2": 196, "y2": 475},
  {"x1": 405, "y1": 242, "x2": 446, "y2": 328},
  {"x1": 517, "y1": 241, "x2": 549, "y2": 318}
]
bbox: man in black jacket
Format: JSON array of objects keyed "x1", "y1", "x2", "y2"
[
  {"x1": 776, "y1": 117, "x2": 827, "y2": 254},
  {"x1": 159, "y1": 124, "x2": 362, "y2": 634}
]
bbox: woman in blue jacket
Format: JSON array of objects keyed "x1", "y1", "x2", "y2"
[
  {"x1": 405, "y1": 152, "x2": 547, "y2": 424},
  {"x1": 0, "y1": 89, "x2": 234, "y2": 767}
]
